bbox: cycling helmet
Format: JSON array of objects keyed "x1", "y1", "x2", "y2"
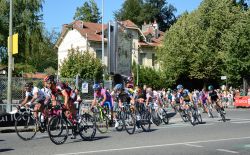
[
  {"x1": 177, "y1": 84, "x2": 183, "y2": 90},
  {"x1": 93, "y1": 84, "x2": 101, "y2": 90},
  {"x1": 184, "y1": 89, "x2": 189, "y2": 94},
  {"x1": 24, "y1": 82, "x2": 33, "y2": 88},
  {"x1": 114, "y1": 83, "x2": 123, "y2": 91},
  {"x1": 44, "y1": 75, "x2": 55, "y2": 83},
  {"x1": 208, "y1": 85, "x2": 214, "y2": 91}
]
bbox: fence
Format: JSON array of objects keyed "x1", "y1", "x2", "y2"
[{"x1": 0, "y1": 76, "x2": 112, "y2": 113}]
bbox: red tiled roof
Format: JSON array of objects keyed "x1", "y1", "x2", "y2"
[
  {"x1": 120, "y1": 20, "x2": 138, "y2": 28},
  {"x1": 23, "y1": 73, "x2": 47, "y2": 79},
  {"x1": 140, "y1": 31, "x2": 164, "y2": 47}
]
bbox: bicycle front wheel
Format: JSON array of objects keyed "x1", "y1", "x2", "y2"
[
  {"x1": 78, "y1": 113, "x2": 96, "y2": 141},
  {"x1": 123, "y1": 112, "x2": 136, "y2": 135},
  {"x1": 15, "y1": 113, "x2": 37, "y2": 141},
  {"x1": 140, "y1": 110, "x2": 151, "y2": 132},
  {"x1": 47, "y1": 115, "x2": 68, "y2": 145},
  {"x1": 94, "y1": 112, "x2": 109, "y2": 133}
]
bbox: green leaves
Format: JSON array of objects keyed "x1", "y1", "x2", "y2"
[
  {"x1": 74, "y1": 0, "x2": 101, "y2": 23},
  {"x1": 60, "y1": 48, "x2": 103, "y2": 81},
  {"x1": 114, "y1": 0, "x2": 176, "y2": 31},
  {"x1": 158, "y1": 0, "x2": 250, "y2": 87}
]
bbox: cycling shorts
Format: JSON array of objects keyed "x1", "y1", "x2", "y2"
[{"x1": 103, "y1": 101, "x2": 113, "y2": 110}]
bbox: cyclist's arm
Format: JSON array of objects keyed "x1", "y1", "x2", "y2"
[
  {"x1": 101, "y1": 94, "x2": 107, "y2": 105},
  {"x1": 20, "y1": 96, "x2": 29, "y2": 107},
  {"x1": 61, "y1": 89, "x2": 69, "y2": 107},
  {"x1": 29, "y1": 91, "x2": 38, "y2": 104}
]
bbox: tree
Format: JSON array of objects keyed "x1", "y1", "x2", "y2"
[
  {"x1": 114, "y1": 0, "x2": 143, "y2": 26},
  {"x1": 0, "y1": 0, "x2": 58, "y2": 73},
  {"x1": 158, "y1": 0, "x2": 249, "y2": 88},
  {"x1": 74, "y1": 0, "x2": 101, "y2": 23},
  {"x1": 114, "y1": 0, "x2": 176, "y2": 31},
  {"x1": 60, "y1": 48, "x2": 103, "y2": 81},
  {"x1": 221, "y1": 9, "x2": 250, "y2": 86}
]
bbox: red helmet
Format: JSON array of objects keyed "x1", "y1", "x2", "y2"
[{"x1": 44, "y1": 75, "x2": 55, "y2": 83}]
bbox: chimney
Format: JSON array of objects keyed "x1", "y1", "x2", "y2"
[{"x1": 153, "y1": 19, "x2": 159, "y2": 39}]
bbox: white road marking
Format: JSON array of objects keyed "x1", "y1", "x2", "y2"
[
  {"x1": 54, "y1": 136, "x2": 250, "y2": 155},
  {"x1": 216, "y1": 149, "x2": 239, "y2": 154},
  {"x1": 184, "y1": 144, "x2": 203, "y2": 148},
  {"x1": 231, "y1": 121, "x2": 250, "y2": 124}
]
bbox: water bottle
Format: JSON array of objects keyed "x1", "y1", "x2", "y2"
[
  {"x1": 41, "y1": 115, "x2": 44, "y2": 123},
  {"x1": 136, "y1": 115, "x2": 141, "y2": 121}
]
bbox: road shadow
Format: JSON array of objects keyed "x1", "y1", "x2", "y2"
[
  {"x1": 134, "y1": 128, "x2": 159, "y2": 134},
  {"x1": 0, "y1": 148, "x2": 14, "y2": 153},
  {"x1": 67, "y1": 135, "x2": 111, "y2": 144},
  {"x1": 218, "y1": 118, "x2": 231, "y2": 122},
  {"x1": 167, "y1": 112, "x2": 177, "y2": 118}
]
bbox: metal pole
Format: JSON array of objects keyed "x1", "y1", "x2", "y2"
[
  {"x1": 102, "y1": 0, "x2": 104, "y2": 66},
  {"x1": 7, "y1": 0, "x2": 13, "y2": 112},
  {"x1": 102, "y1": 0, "x2": 105, "y2": 84},
  {"x1": 136, "y1": 64, "x2": 139, "y2": 86}
]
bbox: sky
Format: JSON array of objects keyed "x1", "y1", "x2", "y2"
[{"x1": 42, "y1": 0, "x2": 203, "y2": 32}]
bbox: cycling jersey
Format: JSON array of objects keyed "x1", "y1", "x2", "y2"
[
  {"x1": 94, "y1": 88, "x2": 113, "y2": 107},
  {"x1": 209, "y1": 90, "x2": 219, "y2": 101},
  {"x1": 25, "y1": 87, "x2": 46, "y2": 103},
  {"x1": 51, "y1": 82, "x2": 76, "y2": 101},
  {"x1": 117, "y1": 91, "x2": 131, "y2": 104}
]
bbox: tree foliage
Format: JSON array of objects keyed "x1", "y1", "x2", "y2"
[
  {"x1": 60, "y1": 48, "x2": 103, "y2": 81},
  {"x1": 74, "y1": 0, "x2": 101, "y2": 23},
  {"x1": 158, "y1": 0, "x2": 250, "y2": 87},
  {"x1": 0, "y1": 0, "x2": 58, "y2": 73},
  {"x1": 114, "y1": 0, "x2": 176, "y2": 31}
]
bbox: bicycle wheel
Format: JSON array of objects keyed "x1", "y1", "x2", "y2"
[
  {"x1": 151, "y1": 111, "x2": 161, "y2": 126},
  {"x1": 187, "y1": 109, "x2": 195, "y2": 126},
  {"x1": 47, "y1": 115, "x2": 68, "y2": 145},
  {"x1": 162, "y1": 109, "x2": 169, "y2": 124},
  {"x1": 94, "y1": 112, "x2": 109, "y2": 133},
  {"x1": 123, "y1": 111, "x2": 136, "y2": 135},
  {"x1": 78, "y1": 113, "x2": 96, "y2": 141},
  {"x1": 140, "y1": 110, "x2": 151, "y2": 132},
  {"x1": 219, "y1": 110, "x2": 226, "y2": 122},
  {"x1": 196, "y1": 110, "x2": 202, "y2": 124},
  {"x1": 179, "y1": 111, "x2": 188, "y2": 122},
  {"x1": 115, "y1": 111, "x2": 124, "y2": 132},
  {"x1": 15, "y1": 113, "x2": 37, "y2": 141}
]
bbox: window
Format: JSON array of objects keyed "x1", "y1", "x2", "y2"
[
  {"x1": 139, "y1": 53, "x2": 146, "y2": 65},
  {"x1": 96, "y1": 49, "x2": 102, "y2": 60}
]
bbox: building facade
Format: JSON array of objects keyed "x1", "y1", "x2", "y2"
[{"x1": 55, "y1": 20, "x2": 164, "y2": 74}]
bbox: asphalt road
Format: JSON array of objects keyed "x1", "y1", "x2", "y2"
[{"x1": 1, "y1": 108, "x2": 250, "y2": 155}]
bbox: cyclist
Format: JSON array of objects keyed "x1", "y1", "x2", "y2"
[
  {"x1": 113, "y1": 83, "x2": 134, "y2": 127},
  {"x1": 207, "y1": 85, "x2": 226, "y2": 115},
  {"x1": 18, "y1": 82, "x2": 46, "y2": 120},
  {"x1": 91, "y1": 83, "x2": 115, "y2": 125}
]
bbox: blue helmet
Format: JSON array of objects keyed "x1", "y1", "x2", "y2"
[
  {"x1": 114, "y1": 83, "x2": 123, "y2": 91},
  {"x1": 93, "y1": 84, "x2": 101, "y2": 90},
  {"x1": 177, "y1": 84, "x2": 183, "y2": 90},
  {"x1": 184, "y1": 89, "x2": 189, "y2": 94}
]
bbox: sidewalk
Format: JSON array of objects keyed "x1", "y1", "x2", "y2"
[{"x1": 0, "y1": 126, "x2": 15, "y2": 133}]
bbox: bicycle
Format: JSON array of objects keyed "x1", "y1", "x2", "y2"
[
  {"x1": 15, "y1": 106, "x2": 47, "y2": 141},
  {"x1": 121, "y1": 103, "x2": 136, "y2": 134},
  {"x1": 47, "y1": 101, "x2": 96, "y2": 145},
  {"x1": 135, "y1": 102, "x2": 151, "y2": 132},
  {"x1": 92, "y1": 104, "x2": 109, "y2": 134},
  {"x1": 188, "y1": 103, "x2": 203, "y2": 126}
]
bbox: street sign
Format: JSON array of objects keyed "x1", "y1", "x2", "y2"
[
  {"x1": 81, "y1": 82, "x2": 88, "y2": 93},
  {"x1": 221, "y1": 76, "x2": 227, "y2": 80},
  {"x1": 8, "y1": 33, "x2": 18, "y2": 55}
]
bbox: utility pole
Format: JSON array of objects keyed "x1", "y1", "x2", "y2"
[
  {"x1": 7, "y1": 0, "x2": 13, "y2": 112},
  {"x1": 101, "y1": 0, "x2": 104, "y2": 67}
]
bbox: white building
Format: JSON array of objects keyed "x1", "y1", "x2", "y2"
[{"x1": 55, "y1": 20, "x2": 164, "y2": 74}]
